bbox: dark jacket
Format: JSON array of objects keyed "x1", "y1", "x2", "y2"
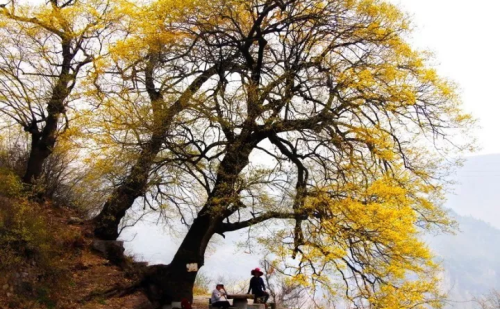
[{"x1": 248, "y1": 276, "x2": 266, "y2": 294}]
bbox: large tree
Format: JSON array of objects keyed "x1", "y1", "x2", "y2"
[
  {"x1": 89, "y1": 0, "x2": 473, "y2": 307},
  {"x1": 0, "y1": 0, "x2": 115, "y2": 185}
]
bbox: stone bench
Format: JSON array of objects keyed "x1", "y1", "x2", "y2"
[
  {"x1": 208, "y1": 298, "x2": 234, "y2": 309},
  {"x1": 209, "y1": 303, "x2": 265, "y2": 309},
  {"x1": 208, "y1": 301, "x2": 232, "y2": 309},
  {"x1": 227, "y1": 294, "x2": 272, "y2": 309},
  {"x1": 226, "y1": 294, "x2": 254, "y2": 309},
  {"x1": 208, "y1": 295, "x2": 270, "y2": 309}
]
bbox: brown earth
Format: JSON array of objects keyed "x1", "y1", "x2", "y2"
[
  {"x1": 0, "y1": 201, "x2": 151, "y2": 309},
  {"x1": 0, "y1": 197, "x2": 222, "y2": 309}
]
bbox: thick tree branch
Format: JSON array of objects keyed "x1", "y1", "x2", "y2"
[{"x1": 219, "y1": 211, "x2": 297, "y2": 233}]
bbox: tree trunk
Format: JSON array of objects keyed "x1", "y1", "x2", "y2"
[
  {"x1": 22, "y1": 40, "x2": 73, "y2": 185},
  {"x1": 93, "y1": 53, "x2": 165, "y2": 240},
  {"x1": 23, "y1": 139, "x2": 51, "y2": 184},
  {"x1": 143, "y1": 212, "x2": 217, "y2": 306},
  {"x1": 93, "y1": 62, "x2": 220, "y2": 240},
  {"x1": 141, "y1": 139, "x2": 259, "y2": 306},
  {"x1": 22, "y1": 111, "x2": 61, "y2": 184},
  {"x1": 93, "y1": 134, "x2": 164, "y2": 240}
]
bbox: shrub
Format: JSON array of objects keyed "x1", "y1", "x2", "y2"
[
  {"x1": 0, "y1": 186, "x2": 77, "y2": 307},
  {"x1": 0, "y1": 128, "x2": 30, "y2": 178},
  {"x1": 0, "y1": 168, "x2": 23, "y2": 197}
]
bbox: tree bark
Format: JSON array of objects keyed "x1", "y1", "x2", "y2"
[
  {"x1": 22, "y1": 89, "x2": 67, "y2": 184},
  {"x1": 93, "y1": 134, "x2": 164, "y2": 240},
  {"x1": 23, "y1": 133, "x2": 53, "y2": 184},
  {"x1": 22, "y1": 39, "x2": 74, "y2": 185},
  {"x1": 143, "y1": 211, "x2": 216, "y2": 306}
]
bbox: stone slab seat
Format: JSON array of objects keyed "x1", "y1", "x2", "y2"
[
  {"x1": 226, "y1": 294, "x2": 261, "y2": 309},
  {"x1": 208, "y1": 304, "x2": 264, "y2": 309},
  {"x1": 208, "y1": 300, "x2": 265, "y2": 309}
]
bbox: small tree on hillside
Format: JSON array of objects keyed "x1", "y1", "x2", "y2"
[{"x1": 0, "y1": 0, "x2": 116, "y2": 185}]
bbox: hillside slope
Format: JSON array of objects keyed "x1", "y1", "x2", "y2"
[{"x1": 0, "y1": 196, "x2": 150, "y2": 309}]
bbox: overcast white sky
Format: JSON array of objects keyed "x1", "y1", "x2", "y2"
[{"x1": 389, "y1": 0, "x2": 500, "y2": 155}]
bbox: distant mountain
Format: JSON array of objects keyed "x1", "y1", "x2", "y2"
[
  {"x1": 427, "y1": 153, "x2": 500, "y2": 308},
  {"x1": 426, "y1": 213, "x2": 500, "y2": 308}
]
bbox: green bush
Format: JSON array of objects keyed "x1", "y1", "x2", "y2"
[
  {"x1": 0, "y1": 181, "x2": 74, "y2": 307},
  {"x1": 0, "y1": 196, "x2": 49, "y2": 270},
  {"x1": 0, "y1": 168, "x2": 23, "y2": 198}
]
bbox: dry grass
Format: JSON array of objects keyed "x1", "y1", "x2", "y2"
[{"x1": 0, "y1": 196, "x2": 149, "y2": 309}]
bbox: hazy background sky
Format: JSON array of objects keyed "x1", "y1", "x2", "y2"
[
  {"x1": 390, "y1": 0, "x2": 500, "y2": 155},
  {"x1": 387, "y1": 0, "x2": 500, "y2": 228}
]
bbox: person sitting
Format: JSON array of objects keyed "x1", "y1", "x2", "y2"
[
  {"x1": 210, "y1": 283, "x2": 230, "y2": 309},
  {"x1": 248, "y1": 267, "x2": 270, "y2": 303}
]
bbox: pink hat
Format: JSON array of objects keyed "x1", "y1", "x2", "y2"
[{"x1": 251, "y1": 267, "x2": 264, "y2": 276}]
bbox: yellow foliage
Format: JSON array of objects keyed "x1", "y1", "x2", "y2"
[
  {"x1": 0, "y1": 169, "x2": 23, "y2": 198},
  {"x1": 260, "y1": 168, "x2": 451, "y2": 308}
]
